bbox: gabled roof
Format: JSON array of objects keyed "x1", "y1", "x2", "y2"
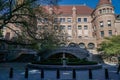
[{"x1": 43, "y1": 5, "x2": 94, "y2": 15}]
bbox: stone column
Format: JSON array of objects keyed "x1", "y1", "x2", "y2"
[{"x1": 72, "y1": 6, "x2": 77, "y2": 40}]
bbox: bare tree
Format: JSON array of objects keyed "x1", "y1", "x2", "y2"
[{"x1": 0, "y1": 0, "x2": 68, "y2": 50}]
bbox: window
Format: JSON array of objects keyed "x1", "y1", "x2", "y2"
[
  {"x1": 60, "y1": 43, "x2": 66, "y2": 47},
  {"x1": 107, "y1": 8, "x2": 109, "y2": 13},
  {"x1": 78, "y1": 18, "x2": 81, "y2": 22},
  {"x1": 68, "y1": 25, "x2": 72, "y2": 30},
  {"x1": 78, "y1": 25, "x2": 82, "y2": 30},
  {"x1": 44, "y1": 18, "x2": 48, "y2": 23},
  {"x1": 84, "y1": 25, "x2": 88, "y2": 30},
  {"x1": 54, "y1": 18, "x2": 58, "y2": 23},
  {"x1": 60, "y1": 18, "x2": 65, "y2": 22},
  {"x1": 110, "y1": 9, "x2": 112, "y2": 13},
  {"x1": 37, "y1": 18, "x2": 42, "y2": 22},
  {"x1": 84, "y1": 18, "x2": 87, "y2": 22},
  {"x1": 67, "y1": 18, "x2": 72, "y2": 22},
  {"x1": 38, "y1": 25, "x2": 42, "y2": 30},
  {"x1": 99, "y1": 10, "x2": 102, "y2": 14},
  {"x1": 54, "y1": 25, "x2": 58, "y2": 30},
  {"x1": 78, "y1": 36, "x2": 82, "y2": 38},
  {"x1": 109, "y1": 30, "x2": 112, "y2": 36},
  {"x1": 88, "y1": 43, "x2": 95, "y2": 49},
  {"x1": 100, "y1": 21, "x2": 104, "y2": 27},
  {"x1": 79, "y1": 43, "x2": 85, "y2": 48},
  {"x1": 69, "y1": 43, "x2": 77, "y2": 47},
  {"x1": 60, "y1": 25, "x2": 65, "y2": 30},
  {"x1": 100, "y1": 31, "x2": 104, "y2": 37},
  {"x1": 108, "y1": 20, "x2": 111, "y2": 27},
  {"x1": 103, "y1": 9, "x2": 106, "y2": 13},
  {"x1": 85, "y1": 36, "x2": 88, "y2": 38},
  {"x1": 67, "y1": 36, "x2": 72, "y2": 39},
  {"x1": 43, "y1": 25, "x2": 48, "y2": 30}
]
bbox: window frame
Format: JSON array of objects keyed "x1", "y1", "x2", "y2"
[
  {"x1": 83, "y1": 18, "x2": 87, "y2": 22},
  {"x1": 77, "y1": 18, "x2": 81, "y2": 22},
  {"x1": 67, "y1": 18, "x2": 72, "y2": 22},
  {"x1": 68, "y1": 25, "x2": 72, "y2": 30},
  {"x1": 100, "y1": 21, "x2": 104, "y2": 27},
  {"x1": 84, "y1": 25, "x2": 88, "y2": 30},
  {"x1": 78, "y1": 25, "x2": 82, "y2": 30},
  {"x1": 108, "y1": 30, "x2": 112, "y2": 36},
  {"x1": 107, "y1": 20, "x2": 111, "y2": 27},
  {"x1": 60, "y1": 18, "x2": 65, "y2": 22},
  {"x1": 100, "y1": 31, "x2": 104, "y2": 37}
]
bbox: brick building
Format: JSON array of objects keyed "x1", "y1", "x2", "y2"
[{"x1": 3, "y1": 0, "x2": 120, "y2": 54}]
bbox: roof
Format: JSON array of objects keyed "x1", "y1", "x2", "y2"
[
  {"x1": 43, "y1": 5, "x2": 94, "y2": 15},
  {"x1": 98, "y1": 0, "x2": 111, "y2": 6}
]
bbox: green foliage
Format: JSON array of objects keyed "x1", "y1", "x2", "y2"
[{"x1": 98, "y1": 35, "x2": 120, "y2": 57}]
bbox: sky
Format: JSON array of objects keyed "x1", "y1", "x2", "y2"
[{"x1": 58, "y1": 0, "x2": 120, "y2": 14}]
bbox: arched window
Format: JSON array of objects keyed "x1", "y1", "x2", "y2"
[
  {"x1": 88, "y1": 43, "x2": 95, "y2": 49},
  {"x1": 107, "y1": 8, "x2": 109, "y2": 13},
  {"x1": 103, "y1": 8, "x2": 106, "y2": 13},
  {"x1": 68, "y1": 43, "x2": 77, "y2": 47},
  {"x1": 60, "y1": 43, "x2": 66, "y2": 47},
  {"x1": 110, "y1": 8, "x2": 112, "y2": 13},
  {"x1": 79, "y1": 43, "x2": 85, "y2": 48}
]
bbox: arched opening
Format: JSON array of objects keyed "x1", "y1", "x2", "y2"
[
  {"x1": 88, "y1": 43, "x2": 95, "y2": 49},
  {"x1": 79, "y1": 43, "x2": 85, "y2": 48},
  {"x1": 48, "y1": 53, "x2": 77, "y2": 59},
  {"x1": 68, "y1": 42, "x2": 78, "y2": 47},
  {"x1": 59, "y1": 43, "x2": 66, "y2": 47}
]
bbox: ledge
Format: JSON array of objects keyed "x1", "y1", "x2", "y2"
[{"x1": 27, "y1": 63, "x2": 102, "y2": 70}]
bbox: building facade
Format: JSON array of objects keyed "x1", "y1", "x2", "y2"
[{"x1": 3, "y1": 0, "x2": 120, "y2": 54}]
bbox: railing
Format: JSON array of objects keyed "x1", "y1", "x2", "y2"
[{"x1": 8, "y1": 67, "x2": 110, "y2": 80}]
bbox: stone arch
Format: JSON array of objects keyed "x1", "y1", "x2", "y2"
[
  {"x1": 43, "y1": 47, "x2": 89, "y2": 59},
  {"x1": 88, "y1": 43, "x2": 95, "y2": 49},
  {"x1": 79, "y1": 43, "x2": 86, "y2": 48}
]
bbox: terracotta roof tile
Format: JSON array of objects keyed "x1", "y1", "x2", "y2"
[
  {"x1": 43, "y1": 5, "x2": 94, "y2": 15},
  {"x1": 76, "y1": 6, "x2": 93, "y2": 15},
  {"x1": 98, "y1": 0, "x2": 111, "y2": 5}
]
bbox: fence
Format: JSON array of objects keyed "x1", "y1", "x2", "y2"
[{"x1": 8, "y1": 67, "x2": 110, "y2": 80}]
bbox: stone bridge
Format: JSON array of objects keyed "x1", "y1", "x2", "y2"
[
  {"x1": 42, "y1": 47, "x2": 90, "y2": 59},
  {"x1": 0, "y1": 49, "x2": 37, "y2": 60}
]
